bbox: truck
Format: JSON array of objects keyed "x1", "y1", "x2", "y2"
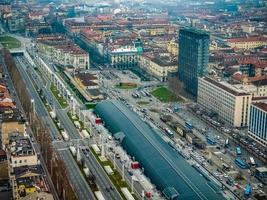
[
  {"x1": 81, "y1": 129, "x2": 90, "y2": 138},
  {"x1": 49, "y1": 111, "x2": 56, "y2": 119},
  {"x1": 74, "y1": 121, "x2": 81, "y2": 129},
  {"x1": 95, "y1": 118, "x2": 102, "y2": 125},
  {"x1": 61, "y1": 131, "x2": 69, "y2": 141},
  {"x1": 83, "y1": 167, "x2": 90, "y2": 177},
  {"x1": 69, "y1": 146, "x2": 76, "y2": 156},
  {"x1": 91, "y1": 144, "x2": 100, "y2": 154},
  {"x1": 131, "y1": 161, "x2": 140, "y2": 169}
]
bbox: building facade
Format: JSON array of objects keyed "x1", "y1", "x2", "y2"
[
  {"x1": 107, "y1": 47, "x2": 141, "y2": 69},
  {"x1": 178, "y1": 27, "x2": 210, "y2": 96},
  {"x1": 198, "y1": 77, "x2": 252, "y2": 127},
  {"x1": 248, "y1": 103, "x2": 267, "y2": 147}
]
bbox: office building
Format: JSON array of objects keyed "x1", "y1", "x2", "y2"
[
  {"x1": 198, "y1": 76, "x2": 252, "y2": 127},
  {"x1": 248, "y1": 102, "x2": 267, "y2": 147},
  {"x1": 178, "y1": 27, "x2": 209, "y2": 96}
]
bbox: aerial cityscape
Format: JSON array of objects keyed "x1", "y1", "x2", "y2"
[{"x1": 0, "y1": 0, "x2": 266, "y2": 200}]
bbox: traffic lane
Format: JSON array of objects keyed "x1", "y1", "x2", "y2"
[
  {"x1": 59, "y1": 150, "x2": 96, "y2": 200},
  {"x1": 82, "y1": 148, "x2": 122, "y2": 200},
  {"x1": 81, "y1": 152, "x2": 117, "y2": 200},
  {"x1": 15, "y1": 57, "x2": 59, "y2": 138}
]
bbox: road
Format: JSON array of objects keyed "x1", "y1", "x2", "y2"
[
  {"x1": 81, "y1": 149, "x2": 123, "y2": 200},
  {"x1": 13, "y1": 55, "x2": 96, "y2": 200},
  {"x1": 1, "y1": 56, "x2": 60, "y2": 200},
  {"x1": 16, "y1": 54, "x2": 125, "y2": 199}
]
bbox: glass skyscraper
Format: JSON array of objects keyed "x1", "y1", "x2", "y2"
[{"x1": 178, "y1": 27, "x2": 210, "y2": 96}]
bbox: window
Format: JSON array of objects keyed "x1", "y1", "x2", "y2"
[
  {"x1": 19, "y1": 160, "x2": 22, "y2": 163},
  {"x1": 24, "y1": 160, "x2": 27, "y2": 163}
]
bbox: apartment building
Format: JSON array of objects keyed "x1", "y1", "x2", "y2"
[
  {"x1": 8, "y1": 134, "x2": 38, "y2": 169},
  {"x1": 0, "y1": 108, "x2": 25, "y2": 148},
  {"x1": 139, "y1": 53, "x2": 177, "y2": 82},
  {"x1": 227, "y1": 36, "x2": 267, "y2": 49},
  {"x1": 248, "y1": 102, "x2": 267, "y2": 147},
  {"x1": 198, "y1": 76, "x2": 252, "y2": 127},
  {"x1": 36, "y1": 35, "x2": 90, "y2": 70}
]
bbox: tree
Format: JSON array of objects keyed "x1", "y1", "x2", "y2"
[{"x1": 167, "y1": 76, "x2": 184, "y2": 98}]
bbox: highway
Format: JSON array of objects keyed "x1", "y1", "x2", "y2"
[
  {"x1": 15, "y1": 55, "x2": 123, "y2": 200},
  {"x1": 81, "y1": 149, "x2": 123, "y2": 200},
  {"x1": 58, "y1": 150, "x2": 96, "y2": 200},
  {"x1": 13, "y1": 55, "x2": 96, "y2": 200},
  {"x1": 14, "y1": 56, "x2": 60, "y2": 139},
  {"x1": 1, "y1": 56, "x2": 60, "y2": 200}
]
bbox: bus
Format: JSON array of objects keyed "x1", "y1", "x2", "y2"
[
  {"x1": 249, "y1": 157, "x2": 256, "y2": 167},
  {"x1": 236, "y1": 147, "x2": 242, "y2": 155},
  {"x1": 164, "y1": 128, "x2": 174, "y2": 138},
  {"x1": 185, "y1": 121, "x2": 193, "y2": 130},
  {"x1": 235, "y1": 158, "x2": 247, "y2": 169},
  {"x1": 207, "y1": 136, "x2": 216, "y2": 145}
]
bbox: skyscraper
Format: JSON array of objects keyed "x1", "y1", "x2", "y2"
[{"x1": 178, "y1": 27, "x2": 210, "y2": 96}]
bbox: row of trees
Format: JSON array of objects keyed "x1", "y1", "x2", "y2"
[{"x1": 3, "y1": 50, "x2": 77, "y2": 200}]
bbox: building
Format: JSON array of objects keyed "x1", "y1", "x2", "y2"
[
  {"x1": 0, "y1": 108, "x2": 25, "y2": 147},
  {"x1": 248, "y1": 102, "x2": 267, "y2": 147},
  {"x1": 178, "y1": 27, "x2": 210, "y2": 96},
  {"x1": 107, "y1": 46, "x2": 142, "y2": 69},
  {"x1": 36, "y1": 36, "x2": 90, "y2": 70},
  {"x1": 8, "y1": 134, "x2": 38, "y2": 169},
  {"x1": 227, "y1": 36, "x2": 267, "y2": 49},
  {"x1": 139, "y1": 53, "x2": 177, "y2": 82},
  {"x1": 198, "y1": 77, "x2": 252, "y2": 127},
  {"x1": 95, "y1": 100, "x2": 225, "y2": 200}
]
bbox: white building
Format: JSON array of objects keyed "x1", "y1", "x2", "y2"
[
  {"x1": 198, "y1": 76, "x2": 252, "y2": 127},
  {"x1": 248, "y1": 102, "x2": 267, "y2": 147}
]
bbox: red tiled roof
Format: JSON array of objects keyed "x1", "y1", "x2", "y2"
[
  {"x1": 227, "y1": 36, "x2": 267, "y2": 43},
  {"x1": 253, "y1": 102, "x2": 267, "y2": 112}
]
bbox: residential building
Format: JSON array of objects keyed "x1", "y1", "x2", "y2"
[
  {"x1": 8, "y1": 134, "x2": 38, "y2": 169},
  {"x1": 178, "y1": 27, "x2": 210, "y2": 96},
  {"x1": 198, "y1": 76, "x2": 252, "y2": 127},
  {"x1": 36, "y1": 35, "x2": 90, "y2": 70},
  {"x1": 139, "y1": 53, "x2": 177, "y2": 82},
  {"x1": 248, "y1": 102, "x2": 267, "y2": 147},
  {"x1": 0, "y1": 108, "x2": 25, "y2": 147},
  {"x1": 227, "y1": 36, "x2": 267, "y2": 49}
]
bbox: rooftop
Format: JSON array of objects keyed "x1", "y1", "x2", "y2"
[
  {"x1": 8, "y1": 134, "x2": 34, "y2": 157},
  {"x1": 203, "y1": 76, "x2": 250, "y2": 96},
  {"x1": 253, "y1": 102, "x2": 267, "y2": 112},
  {"x1": 95, "y1": 100, "x2": 225, "y2": 200}
]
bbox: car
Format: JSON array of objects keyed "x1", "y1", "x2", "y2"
[{"x1": 106, "y1": 188, "x2": 110, "y2": 192}]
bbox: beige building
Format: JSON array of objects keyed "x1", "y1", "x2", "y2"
[
  {"x1": 198, "y1": 76, "x2": 252, "y2": 127},
  {"x1": 36, "y1": 37, "x2": 90, "y2": 70},
  {"x1": 8, "y1": 134, "x2": 38, "y2": 169},
  {"x1": 139, "y1": 53, "x2": 177, "y2": 82},
  {"x1": 227, "y1": 36, "x2": 267, "y2": 49},
  {"x1": 1, "y1": 108, "x2": 25, "y2": 147}
]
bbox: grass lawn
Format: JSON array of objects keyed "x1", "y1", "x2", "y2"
[
  {"x1": 150, "y1": 86, "x2": 182, "y2": 102},
  {"x1": 115, "y1": 84, "x2": 137, "y2": 89},
  {"x1": 0, "y1": 36, "x2": 21, "y2": 49},
  {"x1": 50, "y1": 84, "x2": 68, "y2": 108}
]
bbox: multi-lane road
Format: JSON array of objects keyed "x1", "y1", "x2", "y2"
[{"x1": 15, "y1": 55, "x2": 123, "y2": 200}]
